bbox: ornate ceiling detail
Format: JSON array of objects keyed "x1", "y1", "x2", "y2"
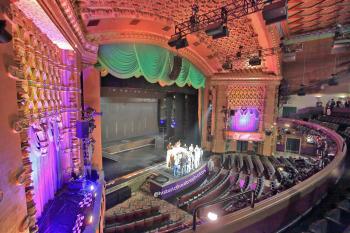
[
  {"x1": 72, "y1": 0, "x2": 275, "y2": 75},
  {"x1": 55, "y1": 0, "x2": 98, "y2": 53},
  {"x1": 287, "y1": 0, "x2": 350, "y2": 35},
  {"x1": 14, "y1": 0, "x2": 73, "y2": 50}
]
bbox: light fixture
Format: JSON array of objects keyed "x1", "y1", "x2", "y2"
[
  {"x1": 222, "y1": 57, "x2": 233, "y2": 70},
  {"x1": 0, "y1": 20, "x2": 12, "y2": 43},
  {"x1": 89, "y1": 185, "x2": 95, "y2": 191},
  {"x1": 248, "y1": 56, "x2": 262, "y2": 66},
  {"x1": 207, "y1": 212, "x2": 218, "y2": 221},
  {"x1": 212, "y1": 26, "x2": 229, "y2": 39},
  {"x1": 88, "y1": 215, "x2": 93, "y2": 224},
  {"x1": 168, "y1": 34, "x2": 189, "y2": 49},
  {"x1": 176, "y1": 37, "x2": 189, "y2": 49}
]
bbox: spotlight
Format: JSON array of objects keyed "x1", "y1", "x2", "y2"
[
  {"x1": 0, "y1": 20, "x2": 12, "y2": 43},
  {"x1": 168, "y1": 34, "x2": 189, "y2": 49},
  {"x1": 168, "y1": 34, "x2": 181, "y2": 47},
  {"x1": 207, "y1": 212, "x2": 218, "y2": 221},
  {"x1": 89, "y1": 185, "x2": 95, "y2": 191},
  {"x1": 205, "y1": 22, "x2": 229, "y2": 39},
  {"x1": 175, "y1": 37, "x2": 189, "y2": 49},
  {"x1": 222, "y1": 58, "x2": 232, "y2": 70},
  {"x1": 328, "y1": 74, "x2": 338, "y2": 86},
  {"x1": 248, "y1": 56, "x2": 261, "y2": 66},
  {"x1": 212, "y1": 26, "x2": 229, "y2": 39},
  {"x1": 88, "y1": 215, "x2": 93, "y2": 224},
  {"x1": 297, "y1": 85, "x2": 306, "y2": 96}
]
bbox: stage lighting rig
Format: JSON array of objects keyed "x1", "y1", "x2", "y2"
[
  {"x1": 169, "y1": 0, "x2": 287, "y2": 42},
  {"x1": 167, "y1": 34, "x2": 189, "y2": 49}
]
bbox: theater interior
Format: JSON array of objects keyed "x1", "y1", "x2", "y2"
[{"x1": 1, "y1": 0, "x2": 350, "y2": 233}]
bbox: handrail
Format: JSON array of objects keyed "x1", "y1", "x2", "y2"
[
  {"x1": 192, "y1": 189, "x2": 255, "y2": 231},
  {"x1": 184, "y1": 118, "x2": 347, "y2": 233}
]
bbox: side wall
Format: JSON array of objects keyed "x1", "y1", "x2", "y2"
[{"x1": 0, "y1": 20, "x2": 29, "y2": 233}]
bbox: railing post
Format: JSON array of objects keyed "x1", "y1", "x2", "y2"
[
  {"x1": 250, "y1": 190, "x2": 255, "y2": 208},
  {"x1": 193, "y1": 208, "x2": 198, "y2": 231}
]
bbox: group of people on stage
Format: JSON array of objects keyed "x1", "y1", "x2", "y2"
[{"x1": 166, "y1": 141, "x2": 203, "y2": 177}]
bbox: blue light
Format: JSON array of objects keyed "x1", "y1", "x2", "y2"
[{"x1": 90, "y1": 185, "x2": 95, "y2": 191}]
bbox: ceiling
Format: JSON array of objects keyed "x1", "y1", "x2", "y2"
[
  {"x1": 282, "y1": 38, "x2": 350, "y2": 94},
  {"x1": 286, "y1": 0, "x2": 350, "y2": 36},
  {"x1": 72, "y1": 0, "x2": 349, "y2": 86},
  {"x1": 73, "y1": 0, "x2": 280, "y2": 75}
]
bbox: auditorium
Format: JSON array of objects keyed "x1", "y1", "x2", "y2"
[{"x1": 1, "y1": 0, "x2": 350, "y2": 233}]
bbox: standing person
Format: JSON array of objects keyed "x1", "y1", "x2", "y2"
[
  {"x1": 208, "y1": 157, "x2": 215, "y2": 175},
  {"x1": 166, "y1": 145, "x2": 173, "y2": 168},
  {"x1": 189, "y1": 144, "x2": 194, "y2": 169},
  {"x1": 194, "y1": 145, "x2": 200, "y2": 168},
  {"x1": 330, "y1": 99, "x2": 336, "y2": 109},
  {"x1": 345, "y1": 98, "x2": 350, "y2": 108}
]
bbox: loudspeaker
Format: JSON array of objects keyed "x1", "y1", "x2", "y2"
[
  {"x1": 262, "y1": 0, "x2": 288, "y2": 25},
  {"x1": 169, "y1": 56, "x2": 182, "y2": 80},
  {"x1": 76, "y1": 120, "x2": 89, "y2": 138}
]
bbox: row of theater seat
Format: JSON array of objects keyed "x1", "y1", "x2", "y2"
[
  {"x1": 303, "y1": 199, "x2": 350, "y2": 233},
  {"x1": 105, "y1": 212, "x2": 177, "y2": 233},
  {"x1": 105, "y1": 206, "x2": 160, "y2": 225},
  {"x1": 187, "y1": 171, "x2": 231, "y2": 211},
  {"x1": 177, "y1": 169, "x2": 223, "y2": 206}
]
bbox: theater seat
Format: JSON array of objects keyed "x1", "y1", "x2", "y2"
[
  {"x1": 337, "y1": 200, "x2": 350, "y2": 212},
  {"x1": 324, "y1": 208, "x2": 350, "y2": 226},
  {"x1": 104, "y1": 226, "x2": 116, "y2": 233},
  {"x1": 308, "y1": 219, "x2": 345, "y2": 233},
  {"x1": 343, "y1": 225, "x2": 350, "y2": 233}
]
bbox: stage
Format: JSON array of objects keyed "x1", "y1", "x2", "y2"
[
  {"x1": 149, "y1": 162, "x2": 208, "y2": 200},
  {"x1": 103, "y1": 145, "x2": 166, "y2": 182}
]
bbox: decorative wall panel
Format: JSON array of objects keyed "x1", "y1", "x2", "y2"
[
  {"x1": 226, "y1": 85, "x2": 266, "y2": 110},
  {"x1": 9, "y1": 6, "x2": 81, "y2": 233}
]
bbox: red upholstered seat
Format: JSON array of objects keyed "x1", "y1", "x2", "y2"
[
  {"x1": 135, "y1": 219, "x2": 145, "y2": 231},
  {"x1": 144, "y1": 216, "x2": 154, "y2": 229},
  {"x1": 104, "y1": 226, "x2": 116, "y2": 233}
]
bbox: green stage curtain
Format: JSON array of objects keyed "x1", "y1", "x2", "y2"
[{"x1": 98, "y1": 44, "x2": 205, "y2": 89}]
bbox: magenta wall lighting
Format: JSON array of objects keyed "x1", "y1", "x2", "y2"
[{"x1": 230, "y1": 108, "x2": 260, "y2": 132}]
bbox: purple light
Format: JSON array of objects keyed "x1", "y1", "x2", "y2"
[
  {"x1": 239, "y1": 179, "x2": 245, "y2": 188},
  {"x1": 230, "y1": 108, "x2": 259, "y2": 132}
]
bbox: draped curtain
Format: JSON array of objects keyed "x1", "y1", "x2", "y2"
[
  {"x1": 98, "y1": 44, "x2": 206, "y2": 89},
  {"x1": 29, "y1": 119, "x2": 63, "y2": 218}
]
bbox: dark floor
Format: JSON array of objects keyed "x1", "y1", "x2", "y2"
[
  {"x1": 103, "y1": 145, "x2": 166, "y2": 181},
  {"x1": 283, "y1": 149, "x2": 350, "y2": 233}
]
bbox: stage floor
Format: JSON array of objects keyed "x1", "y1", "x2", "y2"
[{"x1": 103, "y1": 145, "x2": 166, "y2": 181}]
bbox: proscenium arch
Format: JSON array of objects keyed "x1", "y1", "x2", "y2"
[{"x1": 85, "y1": 13, "x2": 280, "y2": 75}]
